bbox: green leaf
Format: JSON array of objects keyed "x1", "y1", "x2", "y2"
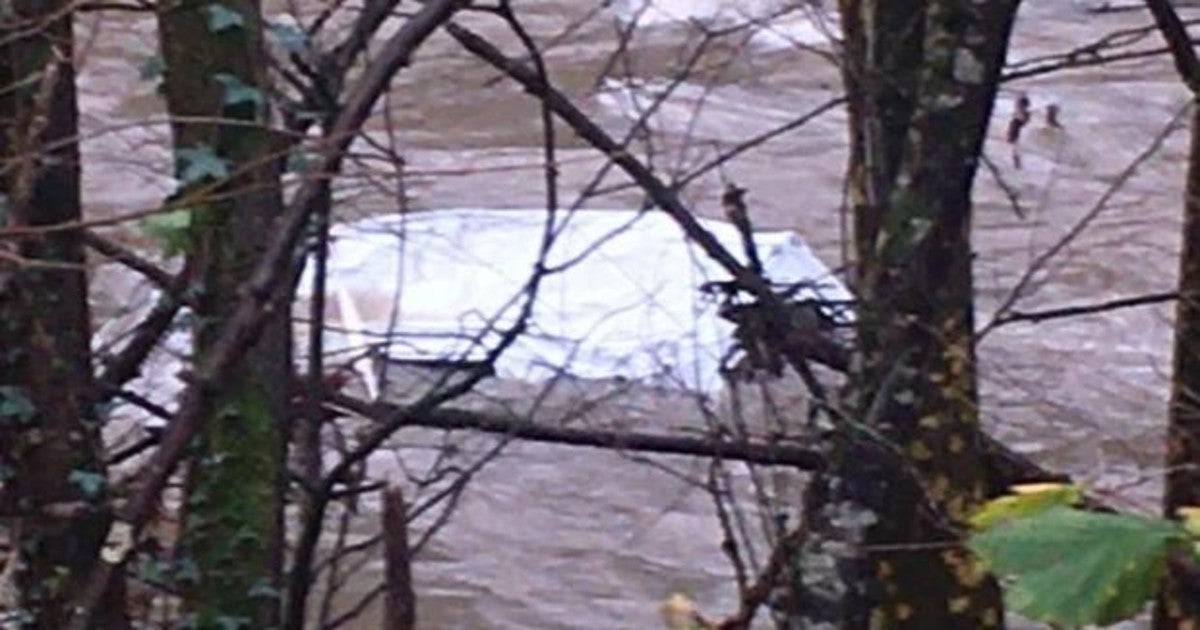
[
  {"x1": 135, "y1": 557, "x2": 168, "y2": 583},
  {"x1": 204, "y1": 3, "x2": 244, "y2": 32},
  {"x1": 970, "y1": 483, "x2": 1082, "y2": 530},
  {"x1": 285, "y1": 149, "x2": 313, "y2": 173},
  {"x1": 213, "y1": 72, "x2": 264, "y2": 108},
  {"x1": 141, "y1": 208, "x2": 193, "y2": 256},
  {"x1": 286, "y1": 108, "x2": 324, "y2": 124},
  {"x1": 970, "y1": 506, "x2": 1187, "y2": 627},
  {"x1": 247, "y1": 577, "x2": 280, "y2": 599},
  {"x1": 138, "y1": 56, "x2": 165, "y2": 81},
  {"x1": 0, "y1": 386, "x2": 35, "y2": 424},
  {"x1": 174, "y1": 556, "x2": 201, "y2": 584},
  {"x1": 267, "y1": 21, "x2": 308, "y2": 54},
  {"x1": 177, "y1": 144, "x2": 230, "y2": 184},
  {"x1": 213, "y1": 615, "x2": 250, "y2": 630},
  {"x1": 68, "y1": 469, "x2": 107, "y2": 499}
]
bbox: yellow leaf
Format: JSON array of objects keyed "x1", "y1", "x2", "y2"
[
  {"x1": 661, "y1": 593, "x2": 702, "y2": 630},
  {"x1": 1011, "y1": 483, "x2": 1072, "y2": 495},
  {"x1": 1175, "y1": 506, "x2": 1200, "y2": 537},
  {"x1": 970, "y1": 483, "x2": 1081, "y2": 530}
]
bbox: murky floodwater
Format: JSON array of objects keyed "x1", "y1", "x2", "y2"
[{"x1": 80, "y1": 1, "x2": 1194, "y2": 627}]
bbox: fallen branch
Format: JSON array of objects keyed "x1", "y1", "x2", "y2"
[
  {"x1": 325, "y1": 392, "x2": 829, "y2": 470},
  {"x1": 325, "y1": 390, "x2": 1064, "y2": 495}
]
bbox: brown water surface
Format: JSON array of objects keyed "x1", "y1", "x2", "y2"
[{"x1": 80, "y1": 2, "x2": 1190, "y2": 627}]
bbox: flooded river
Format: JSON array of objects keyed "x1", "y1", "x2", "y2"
[{"x1": 80, "y1": 1, "x2": 1192, "y2": 627}]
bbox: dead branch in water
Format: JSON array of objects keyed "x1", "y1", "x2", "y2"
[{"x1": 325, "y1": 391, "x2": 829, "y2": 470}]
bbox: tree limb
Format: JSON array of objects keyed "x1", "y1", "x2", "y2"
[{"x1": 326, "y1": 391, "x2": 830, "y2": 469}]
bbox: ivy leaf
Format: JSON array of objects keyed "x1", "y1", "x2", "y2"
[
  {"x1": 267, "y1": 21, "x2": 308, "y2": 54},
  {"x1": 138, "y1": 56, "x2": 165, "y2": 81},
  {"x1": 970, "y1": 482, "x2": 1082, "y2": 530},
  {"x1": 68, "y1": 469, "x2": 107, "y2": 499},
  {"x1": 213, "y1": 72, "x2": 264, "y2": 109},
  {"x1": 141, "y1": 208, "x2": 193, "y2": 256},
  {"x1": 970, "y1": 506, "x2": 1187, "y2": 627},
  {"x1": 135, "y1": 556, "x2": 168, "y2": 583},
  {"x1": 247, "y1": 578, "x2": 280, "y2": 600},
  {"x1": 213, "y1": 616, "x2": 250, "y2": 630},
  {"x1": 0, "y1": 386, "x2": 35, "y2": 424},
  {"x1": 177, "y1": 144, "x2": 230, "y2": 184},
  {"x1": 174, "y1": 556, "x2": 201, "y2": 584},
  {"x1": 205, "y1": 3, "x2": 244, "y2": 32},
  {"x1": 285, "y1": 149, "x2": 313, "y2": 173}
]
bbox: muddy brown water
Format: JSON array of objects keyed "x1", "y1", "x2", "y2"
[{"x1": 79, "y1": 1, "x2": 1190, "y2": 627}]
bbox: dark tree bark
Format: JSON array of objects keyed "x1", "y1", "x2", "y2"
[
  {"x1": 794, "y1": 2, "x2": 1020, "y2": 627},
  {"x1": 156, "y1": 0, "x2": 290, "y2": 624},
  {"x1": 382, "y1": 486, "x2": 417, "y2": 630},
  {"x1": 0, "y1": 3, "x2": 126, "y2": 627},
  {"x1": 1143, "y1": 0, "x2": 1200, "y2": 624},
  {"x1": 1157, "y1": 105, "x2": 1200, "y2": 628}
]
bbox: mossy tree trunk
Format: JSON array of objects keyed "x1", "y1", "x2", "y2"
[
  {"x1": 795, "y1": 2, "x2": 1019, "y2": 627},
  {"x1": 0, "y1": 3, "x2": 125, "y2": 627},
  {"x1": 156, "y1": 0, "x2": 290, "y2": 625},
  {"x1": 1155, "y1": 100, "x2": 1200, "y2": 629},
  {"x1": 1142, "y1": 1, "x2": 1200, "y2": 625}
]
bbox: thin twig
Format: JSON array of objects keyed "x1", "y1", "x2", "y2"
[
  {"x1": 714, "y1": 526, "x2": 807, "y2": 630},
  {"x1": 990, "y1": 290, "x2": 1178, "y2": 328}
]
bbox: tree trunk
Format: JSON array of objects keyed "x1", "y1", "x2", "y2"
[
  {"x1": 0, "y1": 3, "x2": 125, "y2": 626},
  {"x1": 1139, "y1": 1, "x2": 1200, "y2": 623},
  {"x1": 156, "y1": 0, "x2": 290, "y2": 624},
  {"x1": 1155, "y1": 101, "x2": 1200, "y2": 628},
  {"x1": 795, "y1": 2, "x2": 1019, "y2": 627}
]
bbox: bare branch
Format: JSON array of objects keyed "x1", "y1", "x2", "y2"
[
  {"x1": 713, "y1": 526, "x2": 807, "y2": 630},
  {"x1": 990, "y1": 290, "x2": 1178, "y2": 328},
  {"x1": 82, "y1": 231, "x2": 185, "y2": 300},
  {"x1": 445, "y1": 21, "x2": 768, "y2": 297},
  {"x1": 326, "y1": 391, "x2": 829, "y2": 470}
]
